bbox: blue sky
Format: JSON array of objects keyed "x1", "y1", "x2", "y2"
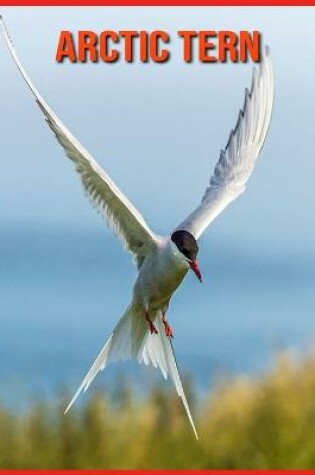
[
  {"x1": 0, "y1": 8, "x2": 315, "y2": 402},
  {"x1": 0, "y1": 7, "x2": 314, "y2": 256}
]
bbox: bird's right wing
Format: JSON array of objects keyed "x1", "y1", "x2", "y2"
[
  {"x1": 0, "y1": 15, "x2": 157, "y2": 267},
  {"x1": 175, "y1": 48, "x2": 274, "y2": 240}
]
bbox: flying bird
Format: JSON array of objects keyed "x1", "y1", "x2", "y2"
[{"x1": 0, "y1": 15, "x2": 274, "y2": 440}]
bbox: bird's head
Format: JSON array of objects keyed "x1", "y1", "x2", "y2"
[{"x1": 171, "y1": 230, "x2": 202, "y2": 283}]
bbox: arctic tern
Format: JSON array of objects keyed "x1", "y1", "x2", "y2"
[{"x1": 0, "y1": 15, "x2": 274, "y2": 440}]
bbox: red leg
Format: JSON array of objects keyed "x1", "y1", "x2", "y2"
[
  {"x1": 162, "y1": 314, "x2": 174, "y2": 339},
  {"x1": 145, "y1": 312, "x2": 158, "y2": 335}
]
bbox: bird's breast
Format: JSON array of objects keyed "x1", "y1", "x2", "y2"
[{"x1": 133, "y1": 246, "x2": 188, "y2": 311}]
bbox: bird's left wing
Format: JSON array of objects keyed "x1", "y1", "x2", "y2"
[
  {"x1": 0, "y1": 15, "x2": 157, "y2": 267},
  {"x1": 175, "y1": 48, "x2": 274, "y2": 240}
]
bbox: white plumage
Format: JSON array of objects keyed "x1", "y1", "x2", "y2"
[
  {"x1": 0, "y1": 14, "x2": 274, "y2": 441},
  {"x1": 176, "y1": 49, "x2": 274, "y2": 239}
]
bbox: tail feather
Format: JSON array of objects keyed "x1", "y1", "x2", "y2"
[
  {"x1": 139, "y1": 317, "x2": 199, "y2": 440},
  {"x1": 65, "y1": 305, "x2": 199, "y2": 440},
  {"x1": 65, "y1": 305, "x2": 144, "y2": 413}
]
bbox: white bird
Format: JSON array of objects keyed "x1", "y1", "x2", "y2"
[{"x1": 0, "y1": 15, "x2": 274, "y2": 441}]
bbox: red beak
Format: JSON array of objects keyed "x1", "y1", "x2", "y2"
[{"x1": 189, "y1": 260, "x2": 202, "y2": 283}]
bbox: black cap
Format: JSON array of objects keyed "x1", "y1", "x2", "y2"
[{"x1": 171, "y1": 230, "x2": 198, "y2": 261}]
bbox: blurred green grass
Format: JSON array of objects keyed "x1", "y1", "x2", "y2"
[{"x1": 2, "y1": 351, "x2": 315, "y2": 468}]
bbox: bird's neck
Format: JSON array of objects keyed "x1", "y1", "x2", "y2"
[{"x1": 165, "y1": 239, "x2": 189, "y2": 271}]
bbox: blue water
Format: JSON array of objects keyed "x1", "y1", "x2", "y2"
[{"x1": 1, "y1": 225, "x2": 315, "y2": 409}]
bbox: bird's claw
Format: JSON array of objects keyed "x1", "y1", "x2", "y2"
[
  {"x1": 145, "y1": 312, "x2": 158, "y2": 335},
  {"x1": 149, "y1": 322, "x2": 158, "y2": 335},
  {"x1": 163, "y1": 320, "x2": 174, "y2": 339}
]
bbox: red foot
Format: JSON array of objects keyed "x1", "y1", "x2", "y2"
[
  {"x1": 149, "y1": 321, "x2": 158, "y2": 335},
  {"x1": 163, "y1": 318, "x2": 174, "y2": 339},
  {"x1": 145, "y1": 312, "x2": 158, "y2": 335}
]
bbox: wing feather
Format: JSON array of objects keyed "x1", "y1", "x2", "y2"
[
  {"x1": 176, "y1": 47, "x2": 274, "y2": 239},
  {"x1": 0, "y1": 15, "x2": 157, "y2": 267}
]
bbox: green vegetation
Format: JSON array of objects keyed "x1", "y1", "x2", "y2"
[{"x1": 1, "y1": 351, "x2": 315, "y2": 468}]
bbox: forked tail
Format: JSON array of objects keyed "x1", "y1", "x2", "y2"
[{"x1": 65, "y1": 305, "x2": 199, "y2": 440}]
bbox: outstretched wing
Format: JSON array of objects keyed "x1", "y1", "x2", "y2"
[
  {"x1": 175, "y1": 48, "x2": 274, "y2": 240},
  {"x1": 0, "y1": 15, "x2": 157, "y2": 267}
]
